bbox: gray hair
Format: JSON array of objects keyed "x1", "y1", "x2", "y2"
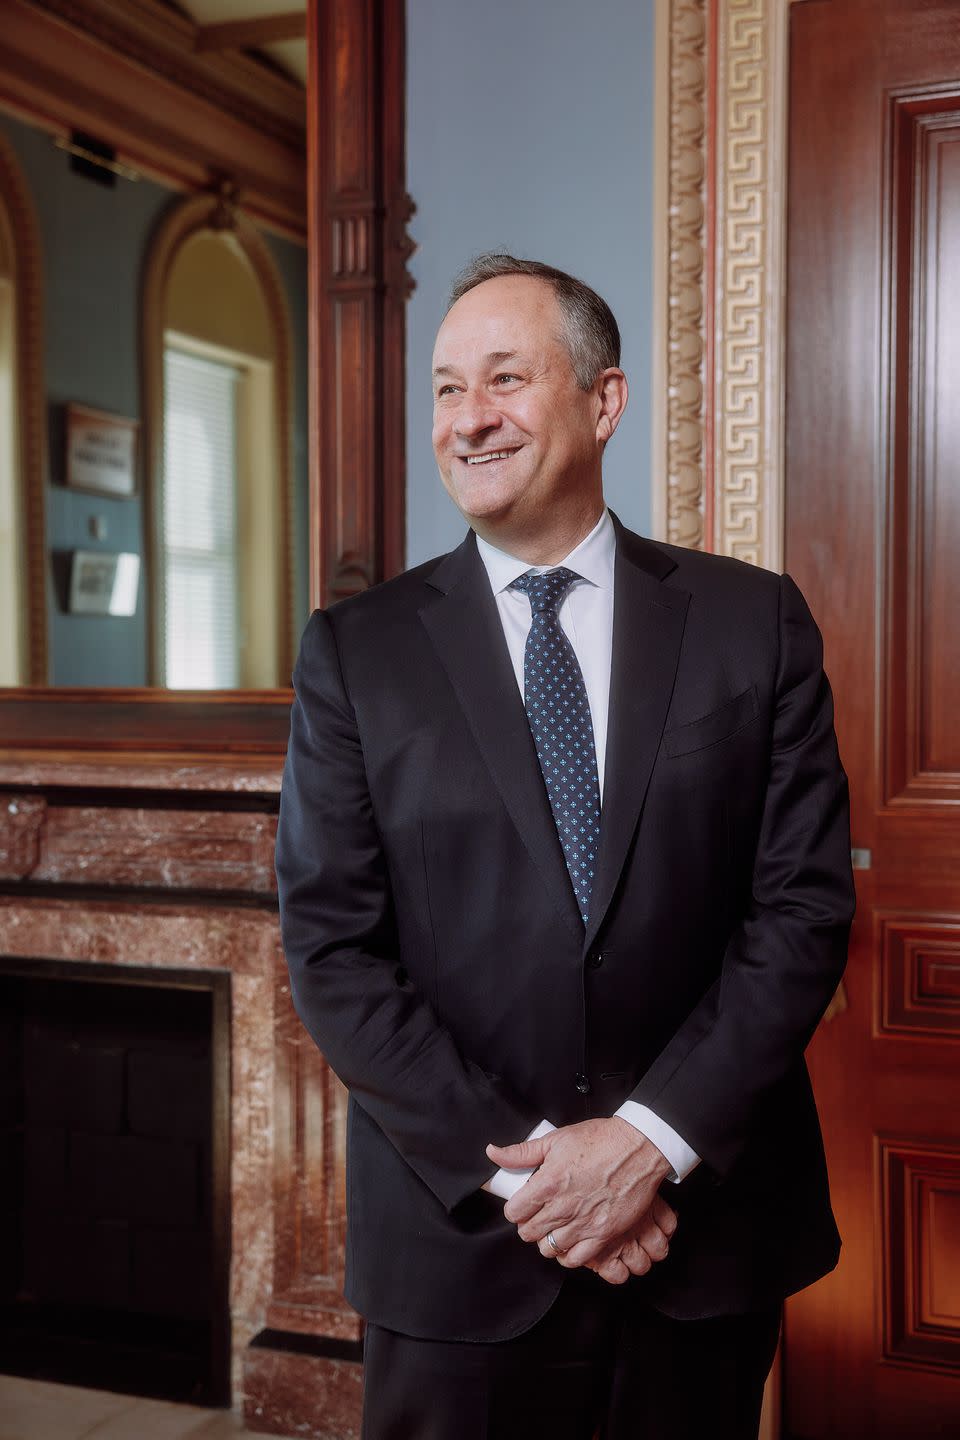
[{"x1": 446, "y1": 253, "x2": 621, "y2": 391}]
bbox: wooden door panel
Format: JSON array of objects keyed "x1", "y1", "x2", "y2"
[
  {"x1": 785, "y1": 2, "x2": 960, "y2": 1436},
  {"x1": 887, "y1": 94, "x2": 960, "y2": 802},
  {"x1": 880, "y1": 913, "x2": 960, "y2": 1037},
  {"x1": 918, "y1": 129, "x2": 960, "y2": 780},
  {"x1": 883, "y1": 1141, "x2": 960, "y2": 1369}
]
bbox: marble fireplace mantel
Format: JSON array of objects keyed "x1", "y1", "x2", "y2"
[{"x1": 0, "y1": 786, "x2": 362, "y2": 1440}]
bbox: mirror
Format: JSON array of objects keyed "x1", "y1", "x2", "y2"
[{"x1": 0, "y1": 64, "x2": 308, "y2": 690}]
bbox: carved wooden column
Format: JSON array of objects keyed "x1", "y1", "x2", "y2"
[
  {"x1": 308, "y1": 0, "x2": 412, "y2": 609},
  {"x1": 243, "y1": 3, "x2": 409, "y2": 1435}
]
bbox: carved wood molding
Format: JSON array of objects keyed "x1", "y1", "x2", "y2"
[
  {"x1": 0, "y1": 0, "x2": 405, "y2": 771},
  {"x1": 0, "y1": 688, "x2": 293, "y2": 757},
  {"x1": 141, "y1": 183, "x2": 296, "y2": 687},
  {"x1": 0, "y1": 0, "x2": 305, "y2": 239},
  {"x1": 709, "y1": 0, "x2": 788, "y2": 568},
  {"x1": 0, "y1": 131, "x2": 48, "y2": 685},
  {"x1": 25, "y1": 0, "x2": 304, "y2": 142},
  {"x1": 196, "y1": 12, "x2": 307, "y2": 53},
  {"x1": 309, "y1": 0, "x2": 411, "y2": 608},
  {"x1": 662, "y1": 0, "x2": 791, "y2": 573},
  {"x1": 664, "y1": 0, "x2": 708, "y2": 552}
]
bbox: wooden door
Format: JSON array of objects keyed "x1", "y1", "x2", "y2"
[{"x1": 783, "y1": 1, "x2": 960, "y2": 1435}]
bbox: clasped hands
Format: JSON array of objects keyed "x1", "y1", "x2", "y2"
[{"x1": 486, "y1": 1117, "x2": 678, "y2": 1286}]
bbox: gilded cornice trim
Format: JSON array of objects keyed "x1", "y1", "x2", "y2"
[
  {"x1": 0, "y1": 131, "x2": 48, "y2": 684},
  {"x1": 664, "y1": 0, "x2": 708, "y2": 551},
  {"x1": 661, "y1": 0, "x2": 789, "y2": 573},
  {"x1": 141, "y1": 185, "x2": 296, "y2": 687},
  {"x1": 710, "y1": 0, "x2": 788, "y2": 570}
]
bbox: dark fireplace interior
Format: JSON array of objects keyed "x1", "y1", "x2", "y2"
[{"x1": 0, "y1": 958, "x2": 230, "y2": 1406}]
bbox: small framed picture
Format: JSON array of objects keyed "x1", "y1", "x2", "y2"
[
  {"x1": 68, "y1": 550, "x2": 141, "y2": 617},
  {"x1": 65, "y1": 403, "x2": 139, "y2": 498}
]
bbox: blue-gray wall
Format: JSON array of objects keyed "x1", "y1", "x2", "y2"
[
  {"x1": 0, "y1": 108, "x2": 309, "y2": 685},
  {"x1": 405, "y1": 0, "x2": 656, "y2": 567}
]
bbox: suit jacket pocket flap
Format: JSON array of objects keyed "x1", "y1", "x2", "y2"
[{"x1": 661, "y1": 684, "x2": 760, "y2": 758}]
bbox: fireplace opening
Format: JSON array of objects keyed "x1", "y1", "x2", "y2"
[{"x1": 0, "y1": 958, "x2": 231, "y2": 1406}]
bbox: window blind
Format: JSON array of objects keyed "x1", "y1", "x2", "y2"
[{"x1": 162, "y1": 347, "x2": 240, "y2": 689}]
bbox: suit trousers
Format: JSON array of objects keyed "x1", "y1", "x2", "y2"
[{"x1": 360, "y1": 1269, "x2": 781, "y2": 1440}]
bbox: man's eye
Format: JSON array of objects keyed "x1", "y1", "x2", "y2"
[
  {"x1": 493, "y1": 373, "x2": 519, "y2": 385},
  {"x1": 436, "y1": 384, "x2": 457, "y2": 397}
]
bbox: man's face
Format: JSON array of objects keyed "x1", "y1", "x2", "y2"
[{"x1": 431, "y1": 275, "x2": 603, "y2": 530}]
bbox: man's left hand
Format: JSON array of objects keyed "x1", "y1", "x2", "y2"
[{"x1": 487, "y1": 1117, "x2": 674, "y2": 1270}]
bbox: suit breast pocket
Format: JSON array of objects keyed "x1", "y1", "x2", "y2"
[{"x1": 661, "y1": 684, "x2": 760, "y2": 759}]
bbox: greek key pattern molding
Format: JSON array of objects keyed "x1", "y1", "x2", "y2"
[
  {"x1": 666, "y1": 0, "x2": 708, "y2": 551},
  {"x1": 713, "y1": 0, "x2": 790, "y2": 572},
  {"x1": 664, "y1": 0, "x2": 788, "y2": 573},
  {"x1": 714, "y1": 0, "x2": 767, "y2": 566}
]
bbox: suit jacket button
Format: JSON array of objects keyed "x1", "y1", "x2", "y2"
[
  {"x1": 575, "y1": 1073, "x2": 591, "y2": 1094},
  {"x1": 586, "y1": 949, "x2": 604, "y2": 969}
]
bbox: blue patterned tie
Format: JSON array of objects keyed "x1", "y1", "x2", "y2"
[{"x1": 511, "y1": 567, "x2": 601, "y2": 924}]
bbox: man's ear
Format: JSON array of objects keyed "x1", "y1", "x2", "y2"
[{"x1": 595, "y1": 368, "x2": 629, "y2": 445}]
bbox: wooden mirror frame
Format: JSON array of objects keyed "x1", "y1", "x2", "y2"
[
  {"x1": 0, "y1": 0, "x2": 410, "y2": 767},
  {"x1": 0, "y1": 127, "x2": 47, "y2": 687}
]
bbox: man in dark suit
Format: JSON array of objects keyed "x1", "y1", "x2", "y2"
[{"x1": 275, "y1": 254, "x2": 854, "y2": 1439}]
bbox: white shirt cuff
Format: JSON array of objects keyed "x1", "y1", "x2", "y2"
[
  {"x1": 482, "y1": 1118, "x2": 557, "y2": 1200},
  {"x1": 614, "y1": 1101, "x2": 701, "y2": 1183}
]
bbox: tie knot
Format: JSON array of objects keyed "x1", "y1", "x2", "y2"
[{"x1": 511, "y1": 566, "x2": 580, "y2": 615}]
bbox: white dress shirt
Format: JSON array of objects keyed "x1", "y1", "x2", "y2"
[{"x1": 475, "y1": 508, "x2": 701, "y2": 1198}]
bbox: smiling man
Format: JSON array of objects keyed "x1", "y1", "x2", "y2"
[{"x1": 276, "y1": 255, "x2": 855, "y2": 1439}]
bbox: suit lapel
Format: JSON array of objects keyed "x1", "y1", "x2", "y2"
[
  {"x1": 583, "y1": 521, "x2": 690, "y2": 953},
  {"x1": 420, "y1": 533, "x2": 584, "y2": 939}
]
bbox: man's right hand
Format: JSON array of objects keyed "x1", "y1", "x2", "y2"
[{"x1": 586, "y1": 1193, "x2": 678, "y2": 1286}]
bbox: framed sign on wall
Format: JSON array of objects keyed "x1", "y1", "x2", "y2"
[{"x1": 65, "y1": 403, "x2": 138, "y2": 498}]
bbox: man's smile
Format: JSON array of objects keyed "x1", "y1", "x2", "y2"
[{"x1": 459, "y1": 447, "x2": 521, "y2": 466}]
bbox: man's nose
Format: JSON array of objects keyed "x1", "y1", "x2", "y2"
[{"x1": 453, "y1": 398, "x2": 502, "y2": 440}]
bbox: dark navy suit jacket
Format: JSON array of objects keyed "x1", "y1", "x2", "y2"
[{"x1": 275, "y1": 515, "x2": 854, "y2": 1340}]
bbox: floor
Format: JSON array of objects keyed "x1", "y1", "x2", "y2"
[{"x1": 0, "y1": 1376, "x2": 299, "y2": 1440}]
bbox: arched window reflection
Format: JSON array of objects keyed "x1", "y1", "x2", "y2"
[{"x1": 144, "y1": 193, "x2": 294, "y2": 690}]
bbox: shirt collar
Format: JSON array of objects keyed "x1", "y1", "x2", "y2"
[{"x1": 475, "y1": 507, "x2": 615, "y2": 596}]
